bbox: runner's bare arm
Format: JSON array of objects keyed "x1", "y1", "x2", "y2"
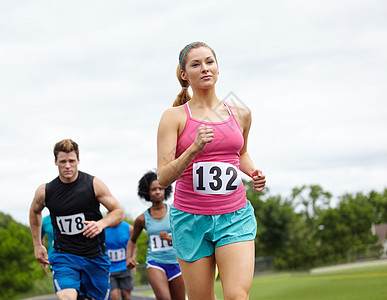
[
  {"x1": 29, "y1": 184, "x2": 50, "y2": 268},
  {"x1": 83, "y1": 178, "x2": 124, "y2": 238},
  {"x1": 126, "y1": 215, "x2": 144, "y2": 268},
  {"x1": 129, "y1": 225, "x2": 138, "y2": 259},
  {"x1": 157, "y1": 108, "x2": 213, "y2": 187},
  {"x1": 237, "y1": 106, "x2": 266, "y2": 192}
]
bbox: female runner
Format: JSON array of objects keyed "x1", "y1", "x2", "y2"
[
  {"x1": 126, "y1": 171, "x2": 185, "y2": 300},
  {"x1": 157, "y1": 42, "x2": 266, "y2": 300}
]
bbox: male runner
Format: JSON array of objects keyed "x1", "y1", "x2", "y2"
[
  {"x1": 105, "y1": 221, "x2": 135, "y2": 300},
  {"x1": 30, "y1": 139, "x2": 124, "y2": 300}
]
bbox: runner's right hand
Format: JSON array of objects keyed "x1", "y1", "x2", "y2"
[
  {"x1": 194, "y1": 124, "x2": 214, "y2": 152},
  {"x1": 126, "y1": 258, "x2": 139, "y2": 269},
  {"x1": 35, "y1": 245, "x2": 49, "y2": 275}
]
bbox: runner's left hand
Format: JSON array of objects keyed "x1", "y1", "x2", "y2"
[
  {"x1": 83, "y1": 220, "x2": 103, "y2": 238},
  {"x1": 251, "y1": 169, "x2": 266, "y2": 192},
  {"x1": 159, "y1": 231, "x2": 172, "y2": 242}
]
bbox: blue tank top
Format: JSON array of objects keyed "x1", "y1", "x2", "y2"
[
  {"x1": 145, "y1": 205, "x2": 178, "y2": 264},
  {"x1": 105, "y1": 222, "x2": 130, "y2": 273}
]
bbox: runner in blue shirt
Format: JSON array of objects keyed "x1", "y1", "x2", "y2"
[{"x1": 105, "y1": 221, "x2": 135, "y2": 300}]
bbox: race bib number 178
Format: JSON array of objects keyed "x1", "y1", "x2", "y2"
[
  {"x1": 193, "y1": 162, "x2": 242, "y2": 195},
  {"x1": 56, "y1": 213, "x2": 85, "y2": 235}
]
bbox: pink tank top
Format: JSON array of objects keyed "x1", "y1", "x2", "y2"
[{"x1": 173, "y1": 102, "x2": 247, "y2": 215}]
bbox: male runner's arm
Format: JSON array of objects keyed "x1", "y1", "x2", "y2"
[
  {"x1": 29, "y1": 184, "x2": 50, "y2": 274},
  {"x1": 83, "y1": 177, "x2": 124, "y2": 238}
]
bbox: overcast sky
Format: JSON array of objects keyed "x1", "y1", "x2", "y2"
[{"x1": 1, "y1": 0, "x2": 386, "y2": 225}]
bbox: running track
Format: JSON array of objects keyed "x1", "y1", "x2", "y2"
[{"x1": 21, "y1": 291, "x2": 155, "y2": 300}]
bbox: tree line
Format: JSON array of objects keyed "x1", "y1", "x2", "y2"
[
  {"x1": 1, "y1": 183, "x2": 386, "y2": 298},
  {"x1": 0, "y1": 212, "x2": 41, "y2": 299},
  {"x1": 244, "y1": 183, "x2": 387, "y2": 270}
]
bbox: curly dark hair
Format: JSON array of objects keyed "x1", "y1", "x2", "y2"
[{"x1": 137, "y1": 171, "x2": 172, "y2": 202}]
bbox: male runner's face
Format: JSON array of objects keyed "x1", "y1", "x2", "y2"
[{"x1": 55, "y1": 151, "x2": 79, "y2": 183}]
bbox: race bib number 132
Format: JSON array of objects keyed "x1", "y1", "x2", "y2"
[{"x1": 193, "y1": 162, "x2": 242, "y2": 195}]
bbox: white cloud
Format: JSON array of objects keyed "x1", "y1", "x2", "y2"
[{"x1": 0, "y1": 0, "x2": 386, "y2": 225}]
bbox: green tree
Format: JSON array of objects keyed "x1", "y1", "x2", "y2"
[
  {"x1": 316, "y1": 192, "x2": 380, "y2": 265},
  {"x1": 290, "y1": 185, "x2": 332, "y2": 224},
  {"x1": 369, "y1": 188, "x2": 387, "y2": 224},
  {"x1": 244, "y1": 181, "x2": 385, "y2": 270},
  {"x1": 246, "y1": 181, "x2": 315, "y2": 270},
  {"x1": 256, "y1": 196, "x2": 318, "y2": 270},
  {"x1": 316, "y1": 208, "x2": 350, "y2": 264},
  {"x1": 255, "y1": 196, "x2": 294, "y2": 256},
  {"x1": 280, "y1": 213, "x2": 318, "y2": 270},
  {"x1": 0, "y1": 213, "x2": 41, "y2": 300}
]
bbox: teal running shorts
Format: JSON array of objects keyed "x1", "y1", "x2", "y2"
[{"x1": 170, "y1": 201, "x2": 257, "y2": 262}]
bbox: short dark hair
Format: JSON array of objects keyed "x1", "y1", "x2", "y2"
[
  {"x1": 137, "y1": 171, "x2": 172, "y2": 202},
  {"x1": 54, "y1": 139, "x2": 79, "y2": 160}
]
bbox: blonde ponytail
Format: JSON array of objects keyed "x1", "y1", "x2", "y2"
[{"x1": 172, "y1": 64, "x2": 191, "y2": 107}]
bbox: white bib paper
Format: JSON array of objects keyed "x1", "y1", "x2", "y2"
[
  {"x1": 149, "y1": 234, "x2": 173, "y2": 252},
  {"x1": 107, "y1": 248, "x2": 126, "y2": 262},
  {"x1": 56, "y1": 213, "x2": 85, "y2": 235},
  {"x1": 193, "y1": 162, "x2": 242, "y2": 195}
]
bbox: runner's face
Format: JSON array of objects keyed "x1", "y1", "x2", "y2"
[
  {"x1": 181, "y1": 47, "x2": 218, "y2": 89},
  {"x1": 149, "y1": 180, "x2": 165, "y2": 203},
  {"x1": 55, "y1": 151, "x2": 79, "y2": 182}
]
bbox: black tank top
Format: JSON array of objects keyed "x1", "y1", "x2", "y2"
[{"x1": 45, "y1": 171, "x2": 105, "y2": 257}]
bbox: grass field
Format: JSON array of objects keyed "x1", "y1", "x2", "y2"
[{"x1": 214, "y1": 265, "x2": 387, "y2": 300}]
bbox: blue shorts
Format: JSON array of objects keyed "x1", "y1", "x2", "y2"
[
  {"x1": 146, "y1": 261, "x2": 182, "y2": 281},
  {"x1": 170, "y1": 201, "x2": 257, "y2": 262},
  {"x1": 49, "y1": 253, "x2": 111, "y2": 300}
]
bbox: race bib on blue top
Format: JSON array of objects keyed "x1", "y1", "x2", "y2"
[
  {"x1": 107, "y1": 248, "x2": 126, "y2": 262},
  {"x1": 150, "y1": 234, "x2": 173, "y2": 252}
]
